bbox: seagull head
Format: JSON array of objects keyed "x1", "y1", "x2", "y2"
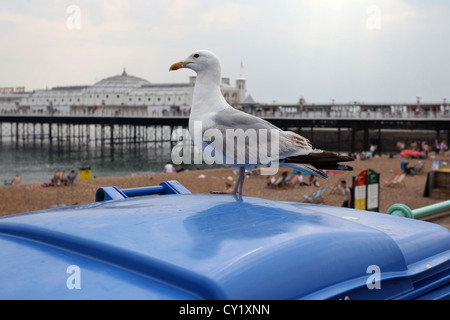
[{"x1": 169, "y1": 50, "x2": 221, "y2": 75}]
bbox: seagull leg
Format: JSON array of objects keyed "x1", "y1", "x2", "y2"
[
  {"x1": 234, "y1": 167, "x2": 245, "y2": 195},
  {"x1": 232, "y1": 173, "x2": 241, "y2": 194}
]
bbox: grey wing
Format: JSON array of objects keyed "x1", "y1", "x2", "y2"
[
  {"x1": 209, "y1": 108, "x2": 280, "y2": 131},
  {"x1": 207, "y1": 108, "x2": 353, "y2": 179},
  {"x1": 209, "y1": 108, "x2": 314, "y2": 160}
]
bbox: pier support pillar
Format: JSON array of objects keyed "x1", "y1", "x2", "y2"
[
  {"x1": 337, "y1": 127, "x2": 341, "y2": 153},
  {"x1": 48, "y1": 122, "x2": 52, "y2": 142},
  {"x1": 378, "y1": 127, "x2": 382, "y2": 156},
  {"x1": 351, "y1": 127, "x2": 356, "y2": 154},
  {"x1": 110, "y1": 124, "x2": 114, "y2": 146},
  {"x1": 363, "y1": 128, "x2": 369, "y2": 152}
]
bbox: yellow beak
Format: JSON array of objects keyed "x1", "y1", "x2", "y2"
[{"x1": 169, "y1": 61, "x2": 191, "y2": 71}]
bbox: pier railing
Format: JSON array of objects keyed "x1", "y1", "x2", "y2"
[{"x1": 1, "y1": 109, "x2": 449, "y2": 120}]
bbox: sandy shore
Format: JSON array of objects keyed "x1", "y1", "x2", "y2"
[{"x1": 1, "y1": 154, "x2": 449, "y2": 227}]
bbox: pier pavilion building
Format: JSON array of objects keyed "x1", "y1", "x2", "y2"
[{"x1": 0, "y1": 69, "x2": 247, "y2": 115}]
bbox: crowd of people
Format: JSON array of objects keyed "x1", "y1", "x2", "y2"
[
  {"x1": 434, "y1": 139, "x2": 448, "y2": 156},
  {"x1": 265, "y1": 169, "x2": 317, "y2": 189},
  {"x1": 3, "y1": 170, "x2": 78, "y2": 187},
  {"x1": 40, "y1": 169, "x2": 78, "y2": 187},
  {"x1": 397, "y1": 139, "x2": 448, "y2": 158},
  {"x1": 264, "y1": 169, "x2": 352, "y2": 207},
  {"x1": 3, "y1": 174, "x2": 21, "y2": 186}
]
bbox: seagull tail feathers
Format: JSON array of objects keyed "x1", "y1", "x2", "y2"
[
  {"x1": 280, "y1": 150, "x2": 354, "y2": 179},
  {"x1": 283, "y1": 150, "x2": 354, "y2": 164}
]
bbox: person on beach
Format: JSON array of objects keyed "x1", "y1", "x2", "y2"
[
  {"x1": 341, "y1": 179, "x2": 351, "y2": 208},
  {"x1": 224, "y1": 182, "x2": 232, "y2": 193},
  {"x1": 164, "y1": 162, "x2": 174, "y2": 173},
  {"x1": 67, "y1": 170, "x2": 77, "y2": 185},
  {"x1": 422, "y1": 141, "x2": 430, "y2": 158},
  {"x1": 309, "y1": 175, "x2": 319, "y2": 187},
  {"x1": 440, "y1": 140, "x2": 448, "y2": 156},
  {"x1": 434, "y1": 139, "x2": 440, "y2": 155},
  {"x1": 11, "y1": 174, "x2": 21, "y2": 185},
  {"x1": 265, "y1": 175, "x2": 276, "y2": 187}
]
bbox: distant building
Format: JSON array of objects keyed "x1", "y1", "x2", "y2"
[{"x1": 0, "y1": 69, "x2": 248, "y2": 115}]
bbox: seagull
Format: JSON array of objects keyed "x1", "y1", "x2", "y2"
[{"x1": 170, "y1": 50, "x2": 354, "y2": 195}]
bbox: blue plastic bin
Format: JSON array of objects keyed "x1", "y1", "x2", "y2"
[{"x1": 0, "y1": 181, "x2": 449, "y2": 299}]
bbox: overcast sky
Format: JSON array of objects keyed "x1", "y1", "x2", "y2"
[{"x1": 0, "y1": 0, "x2": 449, "y2": 104}]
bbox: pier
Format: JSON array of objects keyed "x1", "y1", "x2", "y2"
[{"x1": 1, "y1": 102, "x2": 449, "y2": 154}]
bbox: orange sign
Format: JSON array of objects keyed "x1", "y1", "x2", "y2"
[
  {"x1": 0, "y1": 87, "x2": 25, "y2": 94},
  {"x1": 354, "y1": 170, "x2": 367, "y2": 210}
]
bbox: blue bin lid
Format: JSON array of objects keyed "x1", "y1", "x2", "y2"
[{"x1": 0, "y1": 186, "x2": 449, "y2": 299}]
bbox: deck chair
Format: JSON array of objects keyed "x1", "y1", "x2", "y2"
[
  {"x1": 268, "y1": 172, "x2": 292, "y2": 189},
  {"x1": 52, "y1": 170, "x2": 65, "y2": 186},
  {"x1": 329, "y1": 183, "x2": 342, "y2": 195},
  {"x1": 317, "y1": 187, "x2": 328, "y2": 202},
  {"x1": 271, "y1": 176, "x2": 285, "y2": 187},
  {"x1": 412, "y1": 162, "x2": 424, "y2": 175},
  {"x1": 280, "y1": 174, "x2": 299, "y2": 189},
  {"x1": 385, "y1": 173, "x2": 406, "y2": 187},
  {"x1": 304, "y1": 187, "x2": 328, "y2": 203},
  {"x1": 401, "y1": 160, "x2": 411, "y2": 175}
]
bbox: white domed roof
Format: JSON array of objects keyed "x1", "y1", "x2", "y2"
[{"x1": 89, "y1": 69, "x2": 151, "y2": 92}]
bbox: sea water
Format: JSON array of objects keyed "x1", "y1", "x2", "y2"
[{"x1": 0, "y1": 141, "x2": 223, "y2": 184}]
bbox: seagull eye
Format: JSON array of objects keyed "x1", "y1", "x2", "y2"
[{"x1": 193, "y1": 54, "x2": 200, "y2": 58}]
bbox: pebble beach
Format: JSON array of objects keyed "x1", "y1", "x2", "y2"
[{"x1": 1, "y1": 154, "x2": 449, "y2": 228}]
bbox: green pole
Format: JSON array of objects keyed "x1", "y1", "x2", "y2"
[{"x1": 387, "y1": 200, "x2": 450, "y2": 219}]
